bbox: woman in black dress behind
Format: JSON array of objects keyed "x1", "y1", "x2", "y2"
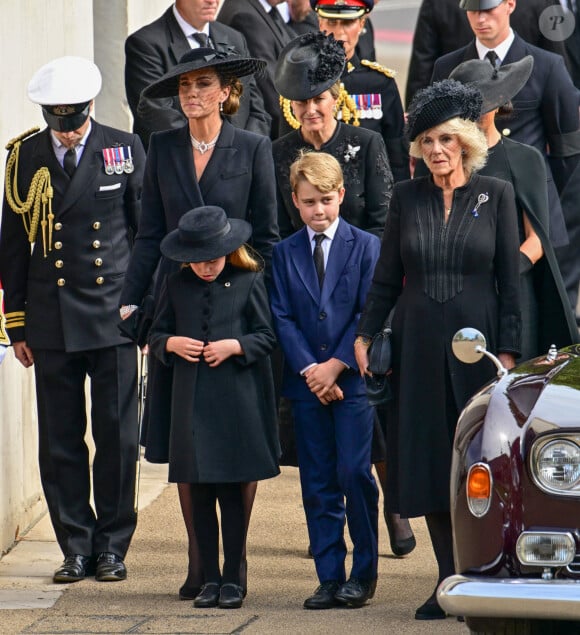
[
  {"x1": 449, "y1": 56, "x2": 579, "y2": 357},
  {"x1": 355, "y1": 80, "x2": 521, "y2": 620}
]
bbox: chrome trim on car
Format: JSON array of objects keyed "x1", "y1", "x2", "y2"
[{"x1": 437, "y1": 574, "x2": 580, "y2": 620}]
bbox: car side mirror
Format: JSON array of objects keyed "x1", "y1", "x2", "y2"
[{"x1": 452, "y1": 327, "x2": 507, "y2": 377}]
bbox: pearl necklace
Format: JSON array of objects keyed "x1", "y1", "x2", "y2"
[{"x1": 190, "y1": 131, "x2": 220, "y2": 154}]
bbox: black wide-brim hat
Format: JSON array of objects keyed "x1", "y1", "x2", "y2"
[
  {"x1": 143, "y1": 47, "x2": 267, "y2": 99},
  {"x1": 449, "y1": 56, "x2": 533, "y2": 114},
  {"x1": 160, "y1": 206, "x2": 252, "y2": 263},
  {"x1": 275, "y1": 32, "x2": 346, "y2": 101},
  {"x1": 405, "y1": 79, "x2": 483, "y2": 142}
]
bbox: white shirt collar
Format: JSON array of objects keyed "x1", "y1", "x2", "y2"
[
  {"x1": 475, "y1": 28, "x2": 515, "y2": 63},
  {"x1": 172, "y1": 3, "x2": 210, "y2": 39},
  {"x1": 306, "y1": 216, "x2": 340, "y2": 243},
  {"x1": 257, "y1": 0, "x2": 290, "y2": 22}
]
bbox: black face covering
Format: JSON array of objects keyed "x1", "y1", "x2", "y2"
[{"x1": 42, "y1": 102, "x2": 90, "y2": 132}]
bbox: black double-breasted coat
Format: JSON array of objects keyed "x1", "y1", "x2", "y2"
[
  {"x1": 149, "y1": 265, "x2": 280, "y2": 483},
  {"x1": 357, "y1": 175, "x2": 521, "y2": 517}
]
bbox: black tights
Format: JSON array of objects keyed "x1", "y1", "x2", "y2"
[
  {"x1": 425, "y1": 511, "x2": 454, "y2": 593},
  {"x1": 191, "y1": 482, "x2": 245, "y2": 585}
]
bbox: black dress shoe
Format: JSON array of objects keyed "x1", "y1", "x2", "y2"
[
  {"x1": 303, "y1": 580, "x2": 341, "y2": 610},
  {"x1": 219, "y1": 583, "x2": 243, "y2": 609},
  {"x1": 53, "y1": 555, "x2": 93, "y2": 583},
  {"x1": 193, "y1": 582, "x2": 220, "y2": 608},
  {"x1": 95, "y1": 553, "x2": 127, "y2": 582},
  {"x1": 179, "y1": 582, "x2": 201, "y2": 600},
  {"x1": 334, "y1": 577, "x2": 376, "y2": 608},
  {"x1": 385, "y1": 511, "x2": 416, "y2": 557},
  {"x1": 415, "y1": 594, "x2": 446, "y2": 620}
]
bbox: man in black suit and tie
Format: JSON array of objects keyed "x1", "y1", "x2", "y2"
[
  {"x1": 0, "y1": 56, "x2": 145, "y2": 584},
  {"x1": 217, "y1": 0, "x2": 296, "y2": 138},
  {"x1": 432, "y1": 0, "x2": 580, "y2": 314},
  {"x1": 125, "y1": 0, "x2": 271, "y2": 148}
]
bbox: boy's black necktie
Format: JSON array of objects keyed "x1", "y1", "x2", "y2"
[
  {"x1": 485, "y1": 50, "x2": 500, "y2": 69},
  {"x1": 313, "y1": 234, "x2": 326, "y2": 288}
]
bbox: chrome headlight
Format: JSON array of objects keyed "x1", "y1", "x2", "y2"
[
  {"x1": 516, "y1": 531, "x2": 576, "y2": 567},
  {"x1": 533, "y1": 439, "x2": 580, "y2": 493}
]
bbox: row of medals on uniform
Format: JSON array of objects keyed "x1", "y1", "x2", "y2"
[
  {"x1": 337, "y1": 93, "x2": 383, "y2": 120},
  {"x1": 102, "y1": 145, "x2": 134, "y2": 174}
]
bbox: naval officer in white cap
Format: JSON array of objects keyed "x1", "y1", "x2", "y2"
[{"x1": 0, "y1": 56, "x2": 145, "y2": 584}]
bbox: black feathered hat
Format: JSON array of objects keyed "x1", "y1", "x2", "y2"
[
  {"x1": 406, "y1": 79, "x2": 483, "y2": 141},
  {"x1": 274, "y1": 32, "x2": 346, "y2": 101}
]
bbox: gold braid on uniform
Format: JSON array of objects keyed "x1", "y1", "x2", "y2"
[
  {"x1": 279, "y1": 82, "x2": 360, "y2": 129},
  {"x1": 360, "y1": 59, "x2": 397, "y2": 79},
  {"x1": 4, "y1": 127, "x2": 54, "y2": 258}
]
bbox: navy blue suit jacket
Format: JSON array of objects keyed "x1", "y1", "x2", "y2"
[{"x1": 270, "y1": 219, "x2": 380, "y2": 401}]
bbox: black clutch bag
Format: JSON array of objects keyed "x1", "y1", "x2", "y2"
[
  {"x1": 364, "y1": 324, "x2": 393, "y2": 406},
  {"x1": 117, "y1": 295, "x2": 155, "y2": 348}
]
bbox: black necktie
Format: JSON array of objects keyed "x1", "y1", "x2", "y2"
[
  {"x1": 269, "y1": 6, "x2": 287, "y2": 36},
  {"x1": 313, "y1": 234, "x2": 326, "y2": 288},
  {"x1": 485, "y1": 50, "x2": 500, "y2": 69},
  {"x1": 63, "y1": 148, "x2": 77, "y2": 178},
  {"x1": 192, "y1": 32, "x2": 211, "y2": 48}
]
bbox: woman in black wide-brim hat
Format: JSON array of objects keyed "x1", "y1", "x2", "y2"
[
  {"x1": 273, "y1": 30, "x2": 418, "y2": 559},
  {"x1": 355, "y1": 79, "x2": 522, "y2": 620},
  {"x1": 149, "y1": 206, "x2": 280, "y2": 609},
  {"x1": 449, "y1": 56, "x2": 579, "y2": 358},
  {"x1": 119, "y1": 47, "x2": 279, "y2": 602}
]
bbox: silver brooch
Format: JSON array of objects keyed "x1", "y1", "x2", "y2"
[
  {"x1": 471, "y1": 193, "x2": 489, "y2": 218},
  {"x1": 344, "y1": 144, "x2": 360, "y2": 163}
]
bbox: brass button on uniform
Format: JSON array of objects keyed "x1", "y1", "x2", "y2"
[
  {"x1": 92, "y1": 240, "x2": 101, "y2": 249},
  {"x1": 55, "y1": 260, "x2": 64, "y2": 268},
  {"x1": 57, "y1": 278, "x2": 65, "y2": 287},
  {"x1": 54, "y1": 222, "x2": 62, "y2": 231},
  {"x1": 92, "y1": 221, "x2": 101, "y2": 230},
  {"x1": 96, "y1": 276, "x2": 104, "y2": 285},
  {"x1": 54, "y1": 241, "x2": 62, "y2": 250},
  {"x1": 94, "y1": 258, "x2": 103, "y2": 267}
]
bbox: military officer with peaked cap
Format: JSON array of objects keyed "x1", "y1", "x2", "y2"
[
  {"x1": 0, "y1": 56, "x2": 145, "y2": 584},
  {"x1": 310, "y1": 0, "x2": 410, "y2": 182}
]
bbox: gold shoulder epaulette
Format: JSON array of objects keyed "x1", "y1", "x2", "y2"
[
  {"x1": 361, "y1": 59, "x2": 397, "y2": 79},
  {"x1": 5, "y1": 126, "x2": 41, "y2": 151}
]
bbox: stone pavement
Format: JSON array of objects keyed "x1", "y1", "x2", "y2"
[{"x1": 0, "y1": 460, "x2": 466, "y2": 634}]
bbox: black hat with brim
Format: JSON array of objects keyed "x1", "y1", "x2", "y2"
[
  {"x1": 449, "y1": 56, "x2": 533, "y2": 114},
  {"x1": 143, "y1": 47, "x2": 267, "y2": 99},
  {"x1": 406, "y1": 79, "x2": 483, "y2": 142},
  {"x1": 160, "y1": 206, "x2": 252, "y2": 263},
  {"x1": 311, "y1": 0, "x2": 374, "y2": 19},
  {"x1": 275, "y1": 32, "x2": 346, "y2": 100}
]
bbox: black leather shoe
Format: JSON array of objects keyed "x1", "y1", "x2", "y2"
[
  {"x1": 219, "y1": 583, "x2": 243, "y2": 609},
  {"x1": 334, "y1": 577, "x2": 377, "y2": 607},
  {"x1": 385, "y1": 510, "x2": 416, "y2": 557},
  {"x1": 95, "y1": 553, "x2": 127, "y2": 582},
  {"x1": 194, "y1": 582, "x2": 220, "y2": 608},
  {"x1": 53, "y1": 555, "x2": 93, "y2": 583},
  {"x1": 179, "y1": 583, "x2": 201, "y2": 600},
  {"x1": 303, "y1": 580, "x2": 341, "y2": 609},
  {"x1": 415, "y1": 594, "x2": 446, "y2": 620}
]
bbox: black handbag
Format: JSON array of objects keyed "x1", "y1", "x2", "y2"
[
  {"x1": 117, "y1": 295, "x2": 155, "y2": 348},
  {"x1": 364, "y1": 323, "x2": 393, "y2": 406}
]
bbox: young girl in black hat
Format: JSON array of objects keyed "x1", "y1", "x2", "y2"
[{"x1": 149, "y1": 206, "x2": 280, "y2": 609}]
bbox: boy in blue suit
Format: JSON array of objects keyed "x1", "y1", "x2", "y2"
[{"x1": 270, "y1": 152, "x2": 380, "y2": 609}]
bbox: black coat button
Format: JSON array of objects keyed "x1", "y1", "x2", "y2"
[
  {"x1": 320, "y1": 344, "x2": 327, "y2": 351},
  {"x1": 319, "y1": 312, "x2": 327, "y2": 320}
]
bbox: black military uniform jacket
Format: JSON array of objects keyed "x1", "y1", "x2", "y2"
[
  {"x1": 0, "y1": 121, "x2": 145, "y2": 351},
  {"x1": 341, "y1": 55, "x2": 410, "y2": 183}
]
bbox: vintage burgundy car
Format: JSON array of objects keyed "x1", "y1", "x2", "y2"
[{"x1": 437, "y1": 328, "x2": 580, "y2": 635}]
